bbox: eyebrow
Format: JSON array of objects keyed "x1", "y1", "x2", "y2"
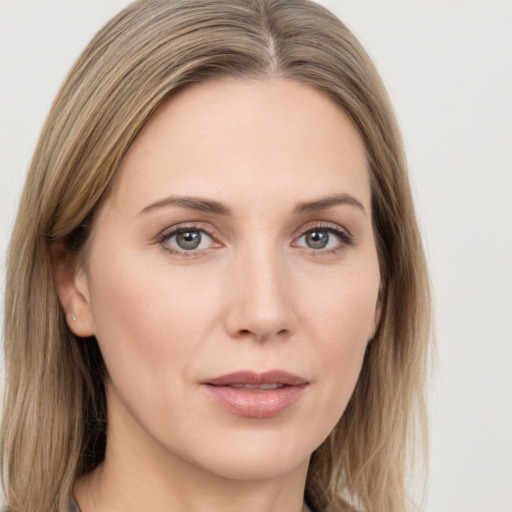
[
  {"x1": 139, "y1": 196, "x2": 231, "y2": 216},
  {"x1": 138, "y1": 192, "x2": 366, "y2": 217},
  {"x1": 294, "y1": 193, "x2": 366, "y2": 216}
]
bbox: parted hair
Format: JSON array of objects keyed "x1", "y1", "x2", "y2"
[{"x1": 1, "y1": 1, "x2": 431, "y2": 511}]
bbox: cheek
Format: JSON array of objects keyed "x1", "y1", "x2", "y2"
[
  {"x1": 303, "y1": 258, "x2": 380, "y2": 346},
  {"x1": 84, "y1": 249, "x2": 227, "y2": 442},
  {"x1": 85, "y1": 247, "x2": 225, "y2": 382},
  {"x1": 319, "y1": 298, "x2": 372, "y2": 386},
  {"x1": 299, "y1": 262, "x2": 379, "y2": 420}
]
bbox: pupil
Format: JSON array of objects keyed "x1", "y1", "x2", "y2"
[
  {"x1": 176, "y1": 230, "x2": 201, "y2": 250},
  {"x1": 306, "y1": 230, "x2": 328, "y2": 249}
]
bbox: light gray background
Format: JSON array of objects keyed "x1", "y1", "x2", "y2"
[{"x1": 1, "y1": 1, "x2": 511, "y2": 511}]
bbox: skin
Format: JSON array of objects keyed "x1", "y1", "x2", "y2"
[{"x1": 58, "y1": 78, "x2": 381, "y2": 512}]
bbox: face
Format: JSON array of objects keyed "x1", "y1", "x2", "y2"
[{"x1": 64, "y1": 78, "x2": 381, "y2": 482}]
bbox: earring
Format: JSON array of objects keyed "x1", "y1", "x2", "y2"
[{"x1": 69, "y1": 313, "x2": 77, "y2": 322}]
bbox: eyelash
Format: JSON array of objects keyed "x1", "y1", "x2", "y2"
[
  {"x1": 293, "y1": 222, "x2": 354, "y2": 256},
  {"x1": 156, "y1": 223, "x2": 218, "y2": 258},
  {"x1": 156, "y1": 222, "x2": 354, "y2": 258}
]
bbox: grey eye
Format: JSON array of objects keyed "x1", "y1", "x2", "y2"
[
  {"x1": 174, "y1": 229, "x2": 203, "y2": 250},
  {"x1": 161, "y1": 226, "x2": 215, "y2": 254},
  {"x1": 304, "y1": 230, "x2": 329, "y2": 249}
]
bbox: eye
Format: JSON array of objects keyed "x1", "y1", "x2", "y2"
[
  {"x1": 303, "y1": 229, "x2": 331, "y2": 249},
  {"x1": 295, "y1": 225, "x2": 353, "y2": 252},
  {"x1": 162, "y1": 227, "x2": 215, "y2": 252}
]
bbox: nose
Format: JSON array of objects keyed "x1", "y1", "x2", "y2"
[{"x1": 224, "y1": 244, "x2": 297, "y2": 342}]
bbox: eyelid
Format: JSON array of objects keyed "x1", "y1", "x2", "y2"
[
  {"x1": 292, "y1": 221, "x2": 354, "y2": 252},
  {"x1": 156, "y1": 222, "x2": 222, "y2": 257},
  {"x1": 154, "y1": 220, "x2": 354, "y2": 258}
]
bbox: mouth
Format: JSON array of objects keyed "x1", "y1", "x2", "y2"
[
  {"x1": 225, "y1": 383, "x2": 287, "y2": 391},
  {"x1": 201, "y1": 371, "x2": 309, "y2": 418}
]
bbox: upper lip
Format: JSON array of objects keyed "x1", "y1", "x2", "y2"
[{"x1": 202, "y1": 370, "x2": 308, "y2": 387}]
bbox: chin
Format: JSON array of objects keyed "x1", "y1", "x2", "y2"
[
  {"x1": 168, "y1": 423, "x2": 321, "y2": 482},
  {"x1": 198, "y1": 447, "x2": 310, "y2": 481}
]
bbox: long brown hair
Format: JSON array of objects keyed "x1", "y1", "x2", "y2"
[{"x1": 2, "y1": 1, "x2": 431, "y2": 511}]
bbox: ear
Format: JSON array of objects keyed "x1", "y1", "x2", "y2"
[{"x1": 52, "y1": 242, "x2": 95, "y2": 337}]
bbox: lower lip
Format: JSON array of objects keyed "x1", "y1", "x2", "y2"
[{"x1": 201, "y1": 384, "x2": 308, "y2": 418}]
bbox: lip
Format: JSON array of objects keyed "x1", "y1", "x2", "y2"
[{"x1": 201, "y1": 371, "x2": 309, "y2": 419}]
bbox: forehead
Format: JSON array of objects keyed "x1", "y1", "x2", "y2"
[{"x1": 108, "y1": 77, "x2": 370, "y2": 215}]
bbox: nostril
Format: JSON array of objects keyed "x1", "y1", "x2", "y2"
[{"x1": 235, "y1": 328, "x2": 290, "y2": 341}]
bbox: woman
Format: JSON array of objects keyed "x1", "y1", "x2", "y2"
[{"x1": 1, "y1": 1, "x2": 431, "y2": 511}]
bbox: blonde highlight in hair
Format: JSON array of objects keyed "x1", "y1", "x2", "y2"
[{"x1": 2, "y1": 1, "x2": 431, "y2": 511}]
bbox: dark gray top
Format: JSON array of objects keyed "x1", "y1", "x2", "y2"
[{"x1": 69, "y1": 496, "x2": 81, "y2": 512}]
